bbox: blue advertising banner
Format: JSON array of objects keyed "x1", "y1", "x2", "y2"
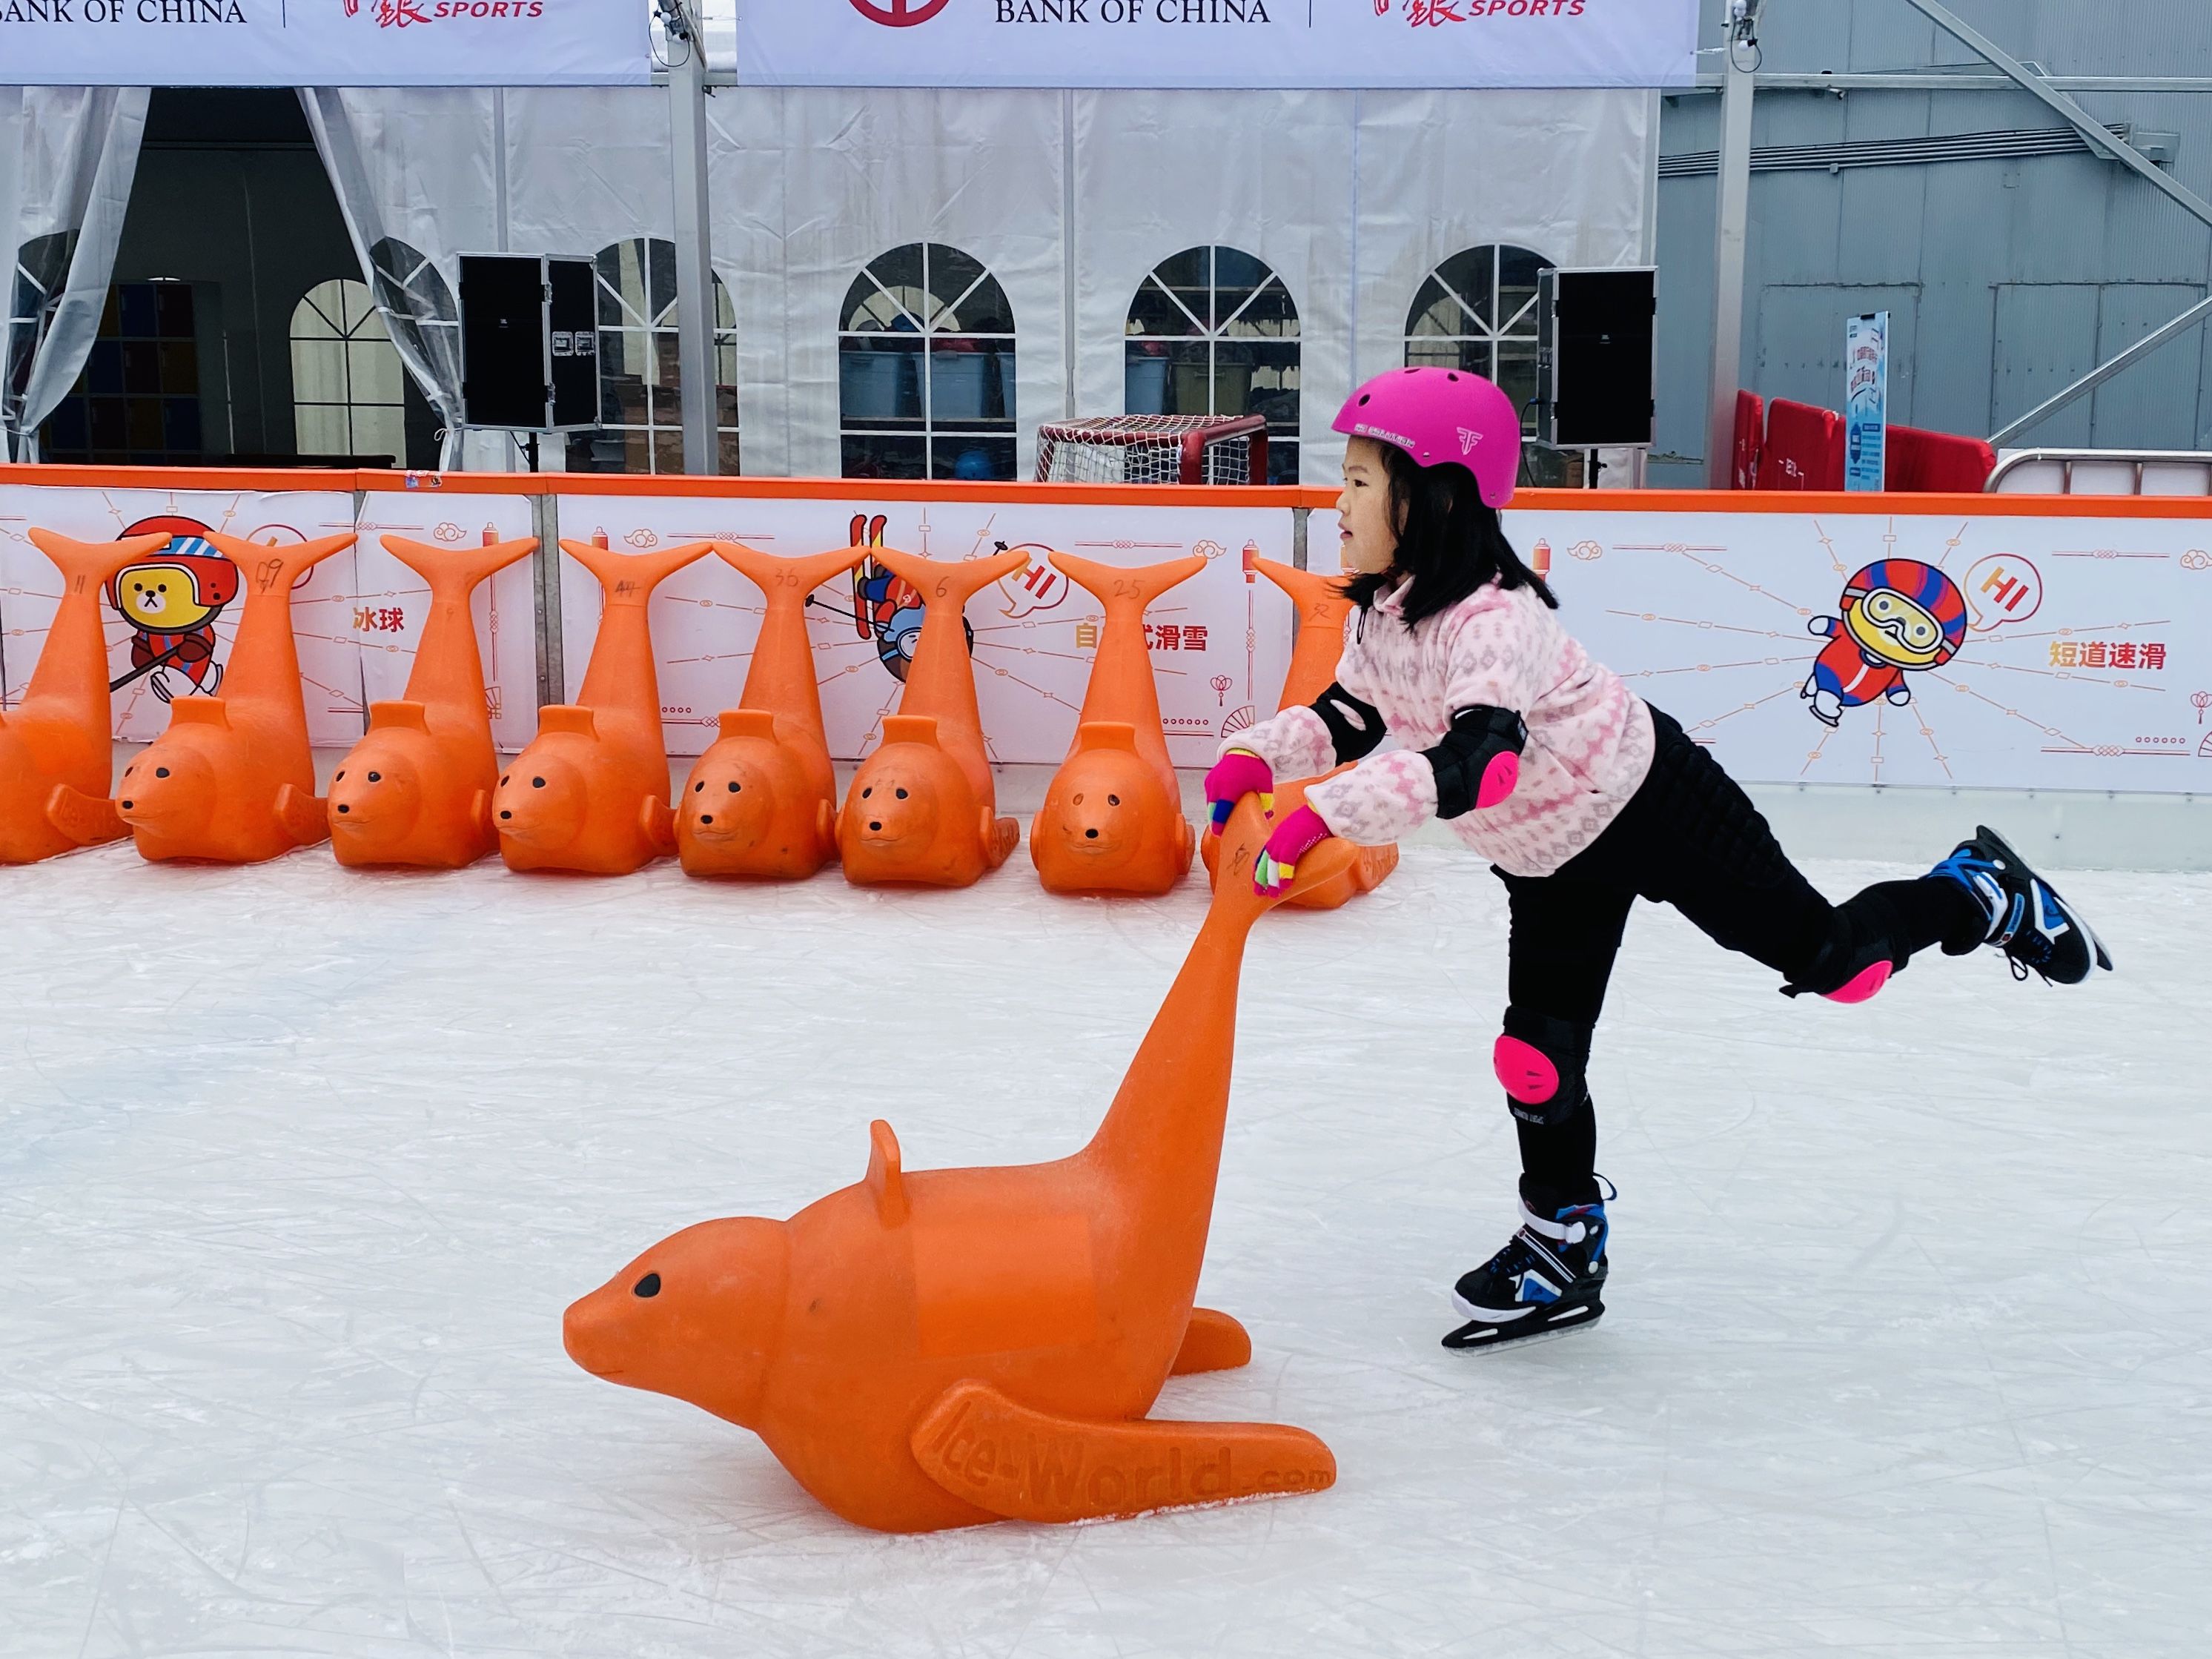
[{"x1": 1845, "y1": 311, "x2": 1888, "y2": 493}]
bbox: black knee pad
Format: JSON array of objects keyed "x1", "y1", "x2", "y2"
[{"x1": 1494, "y1": 1006, "x2": 1592, "y2": 1128}]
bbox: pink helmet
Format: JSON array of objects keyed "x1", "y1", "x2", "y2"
[{"x1": 1333, "y1": 366, "x2": 1523, "y2": 509}]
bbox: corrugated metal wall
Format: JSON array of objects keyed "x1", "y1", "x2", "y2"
[{"x1": 1652, "y1": 0, "x2": 2212, "y2": 486}]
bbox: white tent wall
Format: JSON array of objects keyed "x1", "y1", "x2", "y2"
[
  {"x1": 723, "y1": 90, "x2": 1068, "y2": 481},
  {"x1": 1073, "y1": 91, "x2": 1356, "y2": 484},
  {"x1": 288, "y1": 85, "x2": 1652, "y2": 483},
  {"x1": 1351, "y1": 89, "x2": 1657, "y2": 393}
]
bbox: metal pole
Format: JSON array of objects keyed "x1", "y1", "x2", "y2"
[
  {"x1": 666, "y1": 0, "x2": 720, "y2": 475},
  {"x1": 1989, "y1": 293, "x2": 2212, "y2": 448},
  {"x1": 1706, "y1": 1, "x2": 1759, "y2": 489},
  {"x1": 1901, "y1": 0, "x2": 2212, "y2": 233}
]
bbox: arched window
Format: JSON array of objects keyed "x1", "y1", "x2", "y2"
[
  {"x1": 1404, "y1": 243, "x2": 1555, "y2": 431},
  {"x1": 1125, "y1": 245, "x2": 1299, "y2": 483},
  {"x1": 291, "y1": 278, "x2": 406, "y2": 462},
  {"x1": 838, "y1": 243, "x2": 1016, "y2": 480},
  {"x1": 568, "y1": 237, "x2": 738, "y2": 475}
]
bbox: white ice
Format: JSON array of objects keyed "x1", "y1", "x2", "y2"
[{"x1": 3, "y1": 815, "x2": 2208, "y2": 1658}]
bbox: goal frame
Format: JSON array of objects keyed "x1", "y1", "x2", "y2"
[{"x1": 1035, "y1": 414, "x2": 1270, "y2": 487}]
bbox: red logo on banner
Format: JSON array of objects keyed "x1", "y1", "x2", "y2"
[{"x1": 850, "y1": 0, "x2": 950, "y2": 24}]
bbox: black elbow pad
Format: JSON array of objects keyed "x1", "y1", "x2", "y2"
[
  {"x1": 1310, "y1": 681, "x2": 1387, "y2": 764},
  {"x1": 1422, "y1": 704, "x2": 1528, "y2": 819}
]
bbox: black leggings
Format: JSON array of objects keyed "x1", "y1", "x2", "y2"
[{"x1": 1502, "y1": 707, "x2": 1983, "y2": 1211}]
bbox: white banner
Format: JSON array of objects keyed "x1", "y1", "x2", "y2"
[
  {"x1": 0, "y1": 0, "x2": 650, "y2": 88},
  {"x1": 0, "y1": 483, "x2": 535, "y2": 750},
  {"x1": 1500, "y1": 507, "x2": 2212, "y2": 794},
  {"x1": 552, "y1": 492, "x2": 1296, "y2": 764},
  {"x1": 738, "y1": 0, "x2": 1700, "y2": 90},
  {"x1": 8, "y1": 477, "x2": 2207, "y2": 796}
]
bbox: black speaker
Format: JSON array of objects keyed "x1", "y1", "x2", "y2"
[
  {"x1": 459, "y1": 254, "x2": 599, "y2": 431},
  {"x1": 1535, "y1": 267, "x2": 1657, "y2": 451}
]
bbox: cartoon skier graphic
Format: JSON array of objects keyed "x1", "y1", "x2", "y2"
[
  {"x1": 847, "y1": 511, "x2": 981, "y2": 681},
  {"x1": 848, "y1": 513, "x2": 927, "y2": 682},
  {"x1": 1801, "y1": 557, "x2": 1967, "y2": 728},
  {"x1": 105, "y1": 516, "x2": 242, "y2": 703}
]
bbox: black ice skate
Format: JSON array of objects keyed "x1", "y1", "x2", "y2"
[
  {"x1": 1443, "y1": 1194, "x2": 1609, "y2": 1350},
  {"x1": 1930, "y1": 825, "x2": 2113, "y2": 985}
]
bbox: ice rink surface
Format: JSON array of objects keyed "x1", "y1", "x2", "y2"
[{"x1": 3, "y1": 836, "x2": 2207, "y2": 1658}]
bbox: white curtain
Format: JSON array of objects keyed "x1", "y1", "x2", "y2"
[
  {"x1": 715, "y1": 89, "x2": 1066, "y2": 480},
  {"x1": 293, "y1": 85, "x2": 1652, "y2": 483},
  {"x1": 301, "y1": 87, "x2": 499, "y2": 470},
  {"x1": 1, "y1": 87, "x2": 149, "y2": 463}
]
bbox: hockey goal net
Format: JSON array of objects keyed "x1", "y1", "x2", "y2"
[{"x1": 1036, "y1": 414, "x2": 1270, "y2": 486}]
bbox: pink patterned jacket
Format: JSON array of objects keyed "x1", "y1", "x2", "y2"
[{"x1": 1225, "y1": 577, "x2": 1655, "y2": 878}]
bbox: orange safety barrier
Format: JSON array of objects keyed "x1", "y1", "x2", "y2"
[
  {"x1": 328, "y1": 535, "x2": 538, "y2": 870},
  {"x1": 496, "y1": 539, "x2": 710, "y2": 875},
  {"x1": 0, "y1": 530, "x2": 167, "y2": 862},
  {"x1": 562, "y1": 792, "x2": 1341, "y2": 1533},
  {"x1": 115, "y1": 531, "x2": 354, "y2": 863},
  {"x1": 1202, "y1": 554, "x2": 1399, "y2": 907},
  {"x1": 837, "y1": 546, "x2": 1026, "y2": 888},
  {"x1": 678, "y1": 543, "x2": 865, "y2": 881},
  {"x1": 1030, "y1": 550, "x2": 1205, "y2": 897}
]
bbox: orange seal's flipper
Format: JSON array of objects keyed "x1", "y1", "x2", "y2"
[
  {"x1": 562, "y1": 795, "x2": 1344, "y2": 1534},
  {"x1": 329, "y1": 534, "x2": 536, "y2": 870},
  {"x1": 1170, "y1": 1308, "x2": 1253, "y2": 1376},
  {"x1": 678, "y1": 542, "x2": 863, "y2": 881},
  {"x1": 497, "y1": 540, "x2": 709, "y2": 875},
  {"x1": 43, "y1": 783, "x2": 128, "y2": 849},
  {"x1": 838, "y1": 545, "x2": 1026, "y2": 889},
  {"x1": 1031, "y1": 551, "x2": 1205, "y2": 897},
  {"x1": 274, "y1": 782, "x2": 331, "y2": 849},
  {"x1": 118, "y1": 531, "x2": 354, "y2": 864},
  {"x1": 910, "y1": 1381, "x2": 1334, "y2": 1524},
  {"x1": 0, "y1": 530, "x2": 168, "y2": 864}
]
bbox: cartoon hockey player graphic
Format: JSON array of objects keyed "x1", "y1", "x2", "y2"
[
  {"x1": 104, "y1": 516, "x2": 243, "y2": 703},
  {"x1": 1801, "y1": 557, "x2": 1967, "y2": 727}
]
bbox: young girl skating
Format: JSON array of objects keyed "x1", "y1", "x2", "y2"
[{"x1": 1205, "y1": 368, "x2": 2112, "y2": 1350}]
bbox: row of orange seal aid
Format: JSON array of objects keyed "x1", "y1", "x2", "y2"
[
  {"x1": 0, "y1": 529, "x2": 1394, "y2": 903},
  {"x1": 1, "y1": 528, "x2": 1373, "y2": 1535}
]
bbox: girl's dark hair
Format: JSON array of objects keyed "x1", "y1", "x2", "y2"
[{"x1": 1341, "y1": 442, "x2": 1557, "y2": 627}]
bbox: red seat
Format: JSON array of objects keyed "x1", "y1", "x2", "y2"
[
  {"x1": 1758, "y1": 400, "x2": 1845, "y2": 491},
  {"x1": 1887, "y1": 424, "x2": 1996, "y2": 493},
  {"x1": 1730, "y1": 390, "x2": 1764, "y2": 490}
]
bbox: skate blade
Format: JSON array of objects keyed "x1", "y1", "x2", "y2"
[{"x1": 1441, "y1": 1299, "x2": 1603, "y2": 1351}]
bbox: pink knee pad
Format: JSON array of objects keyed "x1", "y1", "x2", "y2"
[
  {"x1": 1823, "y1": 961, "x2": 1892, "y2": 1004},
  {"x1": 1493, "y1": 1033, "x2": 1560, "y2": 1105}
]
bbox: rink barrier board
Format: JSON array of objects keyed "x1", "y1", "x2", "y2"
[{"x1": 1, "y1": 466, "x2": 2206, "y2": 794}]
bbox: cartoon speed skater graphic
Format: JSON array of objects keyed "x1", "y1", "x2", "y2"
[
  {"x1": 105, "y1": 515, "x2": 242, "y2": 703},
  {"x1": 1801, "y1": 557, "x2": 1967, "y2": 728}
]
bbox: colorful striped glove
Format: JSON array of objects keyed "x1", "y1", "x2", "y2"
[
  {"x1": 1252, "y1": 804, "x2": 1331, "y2": 897},
  {"x1": 1202, "y1": 748, "x2": 1274, "y2": 835}
]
